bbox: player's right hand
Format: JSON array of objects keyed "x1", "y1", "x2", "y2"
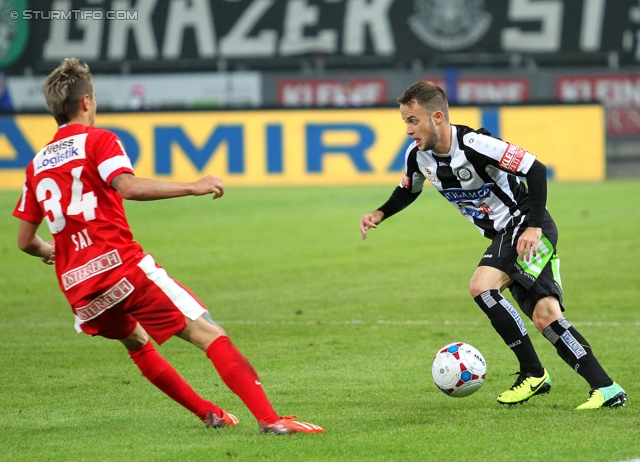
[
  {"x1": 193, "y1": 175, "x2": 224, "y2": 199},
  {"x1": 360, "y1": 211, "x2": 383, "y2": 239}
]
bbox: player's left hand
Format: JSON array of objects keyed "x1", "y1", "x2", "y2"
[
  {"x1": 517, "y1": 227, "x2": 541, "y2": 262},
  {"x1": 40, "y1": 240, "x2": 55, "y2": 265}
]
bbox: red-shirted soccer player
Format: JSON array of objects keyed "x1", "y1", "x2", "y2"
[{"x1": 13, "y1": 58, "x2": 323, "y2": 435}]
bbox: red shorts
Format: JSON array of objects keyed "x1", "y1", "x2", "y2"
[{"x1": 72, "y1": 254, "x2": 207, "y2": 344}]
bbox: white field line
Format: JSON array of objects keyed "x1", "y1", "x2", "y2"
[
  {"x1": 8, "y1": 320, "x2": 639, "y2": 329},
  {"x1": 217, "y1": 320, "x2": 640, "y2": 327}
]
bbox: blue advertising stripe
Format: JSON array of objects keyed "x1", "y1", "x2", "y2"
[
  {"x1": 481, "y1": 108, "x2": 500, "y2": 138},
  {"x1": 266, "y1": 124, "x2": 283, "y2": 173},
  {"x1": 0, "y1": 106, "x2": 605, "y2": 189}
]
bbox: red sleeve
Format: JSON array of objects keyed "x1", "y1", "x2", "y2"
[
  {"x1": 89, "y1": 128, "x2": 135, "y2": 186},
  {"x1": 12, "y1": 163, "x2": 43, "y2": 224}
]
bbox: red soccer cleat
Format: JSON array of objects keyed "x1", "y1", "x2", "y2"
[
  {"x1": 259, "y1": 415, "x2": 324, "y2": 435},
  {"x1": 204, "y1": 409, "x2": 239, "y2": 429}
]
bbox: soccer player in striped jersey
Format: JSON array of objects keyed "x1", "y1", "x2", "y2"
[
  {"x1": 360, "y1": 81, "x2": 625, "y2": 410},
  {"x1": 13, "y1": 58, "x2": 323, "y2": 435}
]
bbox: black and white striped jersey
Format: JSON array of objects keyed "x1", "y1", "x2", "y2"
[{"x1": 398, "y1": 125, "x2": 537, "y2": 239}]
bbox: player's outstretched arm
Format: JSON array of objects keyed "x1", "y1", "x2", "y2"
[
  {"x1": 17, "y1": 220, "x2": 55, "y2": 265},
  {"x1": 112, "y1": 173, "x2": 224, "y2": 201},
  {"x1": 360, "y1": 210, "x2": 384, "y2": 239},
  {"x1": 360, "y1": 186, "x2": 421, "y2": 239}
]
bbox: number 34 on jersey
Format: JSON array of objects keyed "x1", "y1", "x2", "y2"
[{"x1": 18, "y1": 133, "x2": 98, "y2": 251}]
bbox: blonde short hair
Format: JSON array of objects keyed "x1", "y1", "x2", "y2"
[{"x1": 43, "y1": 58, "x2": 93, "y2": 125}]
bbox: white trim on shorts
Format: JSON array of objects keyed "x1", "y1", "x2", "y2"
[
  {"x1": 74, "y1": 254, "x2": 206, "y2": 332},
  {"x1": 136, "y1": 254, "x2": 206, "y2": 321}
]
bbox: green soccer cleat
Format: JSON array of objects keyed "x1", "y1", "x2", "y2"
[
  {"x1": 575, "y1": 383, "x2": 627, "y2": 410},
  {"x1": 497, "y1": 369, "x2": 552, "y2": 405}
]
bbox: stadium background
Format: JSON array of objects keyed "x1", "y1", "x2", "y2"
[
  {"x1": 1, "y1": 3, "x2": 639, "y2": 459},
  {"x1": 0, "y1": 0, "x2": 638, "y2": 184}
]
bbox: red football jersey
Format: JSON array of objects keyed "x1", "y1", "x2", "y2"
[{"x1": 13, "y1": 124, "x2": 145, "y2": 306}]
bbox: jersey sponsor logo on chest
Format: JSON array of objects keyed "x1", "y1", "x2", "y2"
[
  {"x1": 61, "y1": 249, "x2": 122, "y2": 290},
  {"x1": 440, "y1": 183, "x2": 493, "y2": 202},
  {"x1": 75, "y1": 278, "x2": 134, "y2": 322},
  {"x1": 34, "y1": 134, "x2": 88, "y2": 175}
]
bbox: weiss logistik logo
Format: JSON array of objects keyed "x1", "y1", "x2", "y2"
[{"x1": 34, "y1": 134, "x2": 87, "y2": 174}]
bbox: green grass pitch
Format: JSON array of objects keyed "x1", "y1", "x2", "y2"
[{"x1": 1, "y1": 181, "x2": 639, "y2": 461}]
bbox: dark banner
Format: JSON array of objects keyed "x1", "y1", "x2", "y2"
[{"x1": 2, "y1": 0, "x2": 640, "y2": 73}]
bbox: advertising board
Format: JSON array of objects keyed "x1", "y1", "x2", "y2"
[{"x1": 0, "y1": 105, "x2": 605, "y2": 190}]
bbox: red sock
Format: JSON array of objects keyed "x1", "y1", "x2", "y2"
[
  {"x1": 206, "y1": 336, "x2": 279, "y2": 423},
  {"x1": 128, "y1": 341, "x2": 221, "y2": 422}
]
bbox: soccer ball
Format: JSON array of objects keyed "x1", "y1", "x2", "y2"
[{"x1": 431, "y1": 342, "x2": 487, "y2": 397}]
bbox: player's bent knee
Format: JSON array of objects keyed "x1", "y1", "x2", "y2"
[
  {"x1": 532, "y1": 317, "x2": 549, "y2": 333},
  {"x1": 468, "y1": 273, "x2": 496, "y2": 298},
  {"x1": 532, "y1": 297, "x2": 563, "y2": 332},
  {"x1": 532, "y1": 311, "x2": 558, "y2": 333},
  {"x1": 177, "y1": 315, "x2": 227, "y2": 351},
  {"x1": 469, "y1": 280, "x2": 486, "y2": 299},
  {"x1": 120, "y1": 325, "x2": 150, "y2": 351},
  {"x1": 201, "y1": 311, "x2": 225, "y2": 332}
]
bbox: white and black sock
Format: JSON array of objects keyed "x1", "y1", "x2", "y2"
[
  {"x1": 542, "y1": 317, "x2": 613, "y2": 389},
  {"x1": 474, "y1": 289, "x2": 544, "y2": 377}
]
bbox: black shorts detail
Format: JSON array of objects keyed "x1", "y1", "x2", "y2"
[{"x1": 478, "y1": 211, "x2": 564, "y2": 319}]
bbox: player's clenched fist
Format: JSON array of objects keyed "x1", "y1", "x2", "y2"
[{"x1": 192, "y1": 175, "x2": 224, "y2": 199}]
